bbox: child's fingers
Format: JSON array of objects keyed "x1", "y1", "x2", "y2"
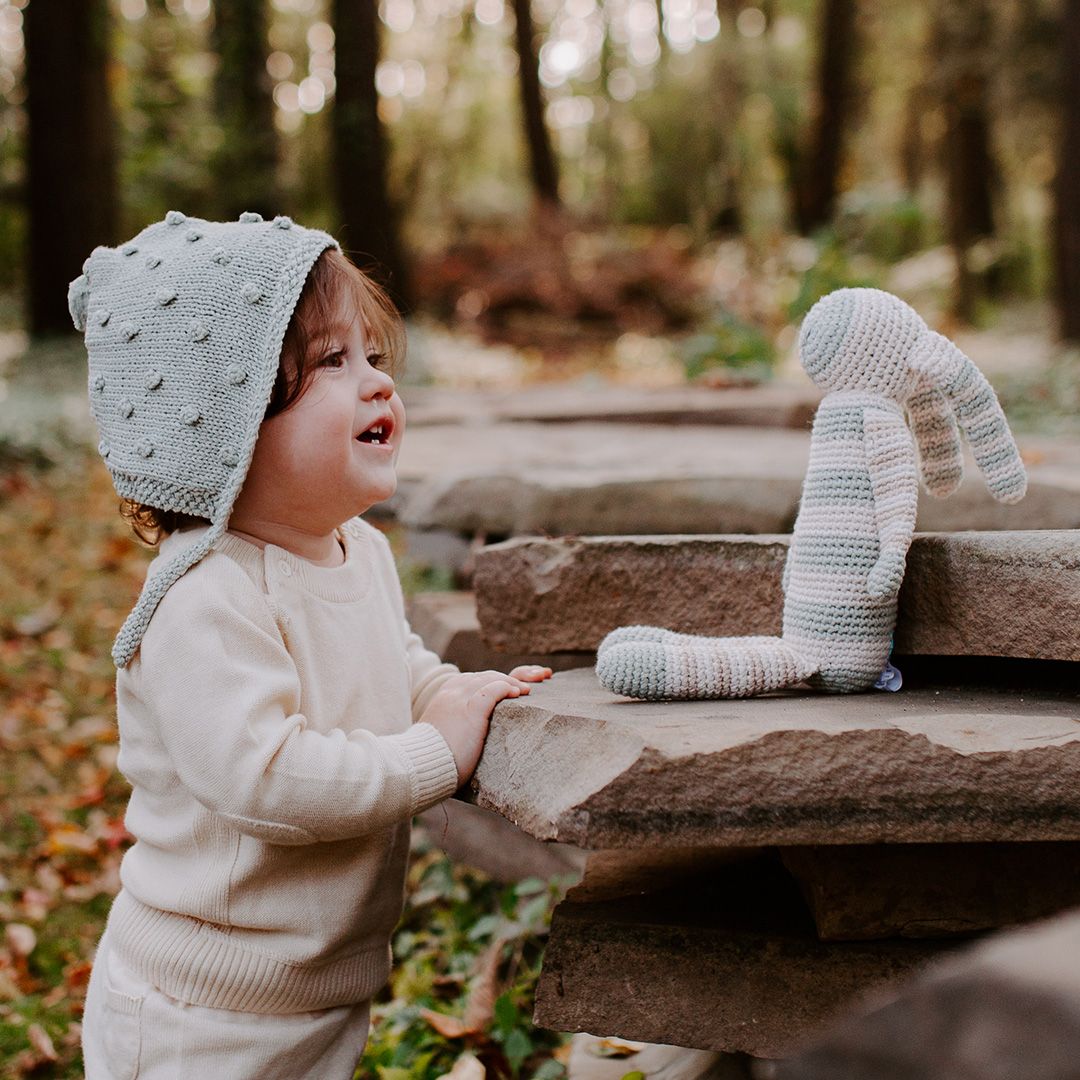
[
  {"x1": 509, "y1": 665, "x2": 553, "y2": 682},
  {"x1": 470, "y1": 680, "x2": 524, "y2": 711}
]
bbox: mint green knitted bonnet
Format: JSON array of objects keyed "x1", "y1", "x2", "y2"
[{"x1": 67, "y1": 210, "x2": 338, "y2": 668}]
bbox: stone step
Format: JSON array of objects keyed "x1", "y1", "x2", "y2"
[
  {"x1": 393, "y1": 423, "x2": 1080, "y2": 537},
  {"x1": 779, "y1": 842, "x2": 1080, "y2": 941},
  {"x1": 473, "y1": 531, "x2": 1080, "y2": 663},
  {"x1": 406, "y1": 590, "x2": 591, "y2": 673},
  {"x1": 771, "y1": 907, "x2": 1080, "y2": 1080},
  {"x1": 469, "y1": 668, "x2": 1080, "y2": 850},
  {"x1": 400, "y1": 381, "x2": 820, "y2": 429},
  {"x1": 534, "y1": 851, "x2": 949, "y2": 1058}
]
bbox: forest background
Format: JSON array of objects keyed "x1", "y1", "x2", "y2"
[{"x1": 1, "y1": 0, "x2": 1080, "y2": 1077}]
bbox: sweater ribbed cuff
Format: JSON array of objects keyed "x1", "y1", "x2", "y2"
[{"x1": 386, "y1": 722, "x2": 460, "y2": 814}]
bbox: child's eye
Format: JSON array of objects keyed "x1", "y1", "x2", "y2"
[
  {"x1": 320, "y1": 350, "x2": 346, "y2": 368},
  {"x1": 367, "y1": 352, "x2": 388, "y2": 370}
]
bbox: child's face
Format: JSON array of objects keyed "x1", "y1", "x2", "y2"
[{"x1": 233, "y1": 302, "x2": 405, "y2": 535}]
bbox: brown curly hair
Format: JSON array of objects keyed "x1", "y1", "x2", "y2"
[{"x1": 119, "y1": 248, "x2": 405, "y2": 547}]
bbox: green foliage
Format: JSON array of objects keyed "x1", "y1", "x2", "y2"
[
  {"x1": 836, "y1": 191, "x2": 928, "y2": 263},
  {"x1": 679, "y1": 310, "x2": 776, "y2": 383},
  {"x1": 786, "y1": 232, "x2": 879, "y2": 320},
  {"x1": 357, "y1": 838, "x2": 572, "y2": 1079},
  {"x1": 994, "y1": 347, "x2": 1080, "y2": 436}
]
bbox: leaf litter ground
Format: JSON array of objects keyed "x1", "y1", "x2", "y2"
[{"x1": 0, "y1": 442, "x2": 572, "y2": 1079}]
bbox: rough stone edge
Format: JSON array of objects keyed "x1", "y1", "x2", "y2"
[{"x1": 472, "y1": 700, "x2": 1080, "y2": 849}]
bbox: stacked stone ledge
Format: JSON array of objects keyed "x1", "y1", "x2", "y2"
[
  {"x1": 452, "y1": 526, "x2": 1080, "y2": 1065},
  {"x1": 473, "y1": 530, "x2": 1080, "y2": 662}
]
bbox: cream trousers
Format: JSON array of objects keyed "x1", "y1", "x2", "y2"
[{"x1": 82, "y1": 930, "x2": 371, "y2": 1080}]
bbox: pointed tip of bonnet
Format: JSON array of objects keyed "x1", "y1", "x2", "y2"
[{"x1": 67, "y1": 273, "x2": 91, "y2": 332}]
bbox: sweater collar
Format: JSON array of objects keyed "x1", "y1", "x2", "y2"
[{"x1": 160, "y1": 522, "x2": 372, "y2": 603}]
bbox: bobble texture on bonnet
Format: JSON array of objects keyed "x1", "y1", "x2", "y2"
[{"x1": 68, "y1": 211, "x2": 338, "y2": 668}]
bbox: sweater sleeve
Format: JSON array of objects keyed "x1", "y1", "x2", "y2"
[
  {"x1": 133, "y1": 567, "x2": 459, "y2": 844},
  {"x1": 406, "y1": 621, "x2": 460, "y2": 722}
]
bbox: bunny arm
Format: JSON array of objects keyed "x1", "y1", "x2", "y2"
[
  {"x1": 864, "y1": 406, "x2": 919, "y2": 600},
  {"x1": 905, "y1": 376, "x2": 963, "y2": 498}
]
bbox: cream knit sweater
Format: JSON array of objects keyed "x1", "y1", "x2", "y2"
[{"x1": 103, "y1": 517, "x2": 461, "y2": 1014}]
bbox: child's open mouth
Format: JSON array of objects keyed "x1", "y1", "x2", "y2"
[{"x1": 355, "y1": 418, "x2": 393, "y2": 446}]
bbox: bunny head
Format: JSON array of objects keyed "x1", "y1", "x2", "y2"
[
  {"x1": 798, "y1": 287, "x2": 925, "y2": 398},
  {"x1": 799, "y1": 287, "x2": 1027, "y2": 504}
]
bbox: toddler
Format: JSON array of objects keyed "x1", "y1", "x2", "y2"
[{"x1": 67, "y1": 211, "x2": 550, "y2": 1078}]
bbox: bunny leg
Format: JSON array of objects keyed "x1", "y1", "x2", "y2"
[
  {"x1": 598, "y1": 625, "x2": 717, "y2": 655},
  {"x1": 596, "y1": 636, "x2": 818, "y2": 700}
]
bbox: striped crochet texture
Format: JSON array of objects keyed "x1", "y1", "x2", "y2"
[
  {"x1": 68, "y1": 211, "x2": 338, "y2": 668},
  {"x1": 596, "y1": 287, "x2": 1027, "y2": 700}
]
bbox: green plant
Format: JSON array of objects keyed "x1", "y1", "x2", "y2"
[
  {"x1": 356, "y1": 836, "x2": 573, "y2": 1079},
  {"x1": 786, "y1": 232, "x2": 879, "y2": 320},
  {"x1": 679, "y1": 310, "x2": 776, "y2": 383}
]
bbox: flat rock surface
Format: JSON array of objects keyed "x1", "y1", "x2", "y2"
[
  {"x1": 473, "y1": 531, "x2": 1080, "y2": 662},
  {"x1": 471, "y1": 668, "x2": 1080, "y2": 849},
  {"x1": 773, "y1": 908, "x2": 1080, "y2": 1080},
  {"x1": 400, "y1": 381, "x2": 820, "y2": 429},
  {"x1": 397, "y1": 423, "x2": 1080, "y2": 536}
]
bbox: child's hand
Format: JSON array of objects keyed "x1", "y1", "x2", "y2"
[
  {"x1": 507, "y1": 665, "x2": 553, "y2": 683},
  {"x1": 421, "y1": 671, "x2": 534, "y2": 787}
]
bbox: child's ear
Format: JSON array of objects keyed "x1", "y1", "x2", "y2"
[{"x1": 905, "y1": 374, "x2": 963, "y2": 498}]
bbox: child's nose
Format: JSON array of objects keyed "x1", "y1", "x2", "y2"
[{"x1": 362, "y1": 367, "x2": 395, "y2": 400}]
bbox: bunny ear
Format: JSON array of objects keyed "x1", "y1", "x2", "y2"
[
  {"x1": 905, "y1": 374, "x2": 963, "y2": 498},
  {"x1": 912, "y1": 330, "x2": 1027, "y2": 504}
]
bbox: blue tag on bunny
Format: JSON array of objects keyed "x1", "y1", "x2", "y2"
[{"x1": 874, "y1": 659, "x2": 903, "y2": 692}]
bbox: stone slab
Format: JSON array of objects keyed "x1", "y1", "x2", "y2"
[
  {"x1": 395, "y1": 424, "x2": 1080, "y2": 537},
  {"x1": 779, "y1": 842, "x2": 1080, "y2": 941},
  {"x1": 472, "y1": 531, "x2": 1080, "y2": 663},
  {"x1": 406, "y1": 590, "x2": 592, "y2": 673},
  {"x1": 534, "y1": 853, "x2": 948, "y2": 1057},
  {"x1": 771, "y1": 908, "x2": 1080, "y2": 1080},
  {"x1": 469, "y1": 668, "x2": 1080, "y2": 849},
  {"x1": 416, "y1": 800, "x2": 587, "y2": 884},
  {"x1": 400, "y1": 381, "x2": 821, "y2": 429}
]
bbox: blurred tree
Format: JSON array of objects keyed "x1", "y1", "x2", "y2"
[
  {"x1": 793, "y1": 0, "x2": 859, "y2": 234},
  {"x1": 930, "y1": 0, "x2": 998, "y2": 322},
  {"x1": 332, "y1": 0, "x2": 411, "y2": 309},
  {"x1": 1056, "y1": 0, "x2": 1080, "y2": 341},
  {"x1": 510, "y1": 0, "x2": 561, "y2": 207},
  {"x1": 898, "y1": 83, "x2": 928, "y2": 197},
  {"x1": 25, "y1": 0, "x2": 118, "y2": 336},
  {"x1": 122, "y1": 0, "x2": 214, "y2": 225},
  {"x1": 210, "y1": 0, "x2": 278, "y2": 219}
]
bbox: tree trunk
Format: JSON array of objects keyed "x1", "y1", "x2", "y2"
[
  {"x1": 899, "y1": 83, "x2": 927, "y2": 196},
  {"x1": 25, "y1": 0, "x2": 118, "y2": 336},
  {"x1": 510, "y1": 0, "x2": 561, "y2": 207},
  {"x1": 1055, "y1": 0, "x2": 1080, "y2": 342},
  {"x1": 331, "y1": 0, "x2": 411, "y2": 309},
  {"x1": 210, "y1": 0, "x2": 278, "y2": 220},
  {"x1": 794, "y1": 0, "x2": 859, "y2": 234},
  {"x1": 931, "y1": 0, "x2": 998, "y2": 322}
]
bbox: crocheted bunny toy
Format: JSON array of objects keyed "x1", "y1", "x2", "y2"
[{"x1": 596, "y1": 287, "x2": 1027, "y2": 699}]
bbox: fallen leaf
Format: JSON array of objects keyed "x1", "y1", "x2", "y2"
[
  {"x1": 420, "y1": 1008, "x2": 471, "y2": 1039},
  {"x1": 45, "y1": 824, "x2": 98, "y2": 856},
  {"x1": 436, "y1": 1052, "x2": 486, "y2": 1080},
  {"x1": 13, "y1": 601, "x2": 62, "y2": 638},
  {"x1": 27, "y1": 1023, "x2": 58, "y2": 1062},
  {"x1": 4, "y1": 924, "x2": 35, "y2": 958},
  {"x1": 462, "y1": 938, "x2": 503, "y2": 1032},
  {"x1": 588, "y1": 1036, "x2": 648, "y2": 1058}
]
